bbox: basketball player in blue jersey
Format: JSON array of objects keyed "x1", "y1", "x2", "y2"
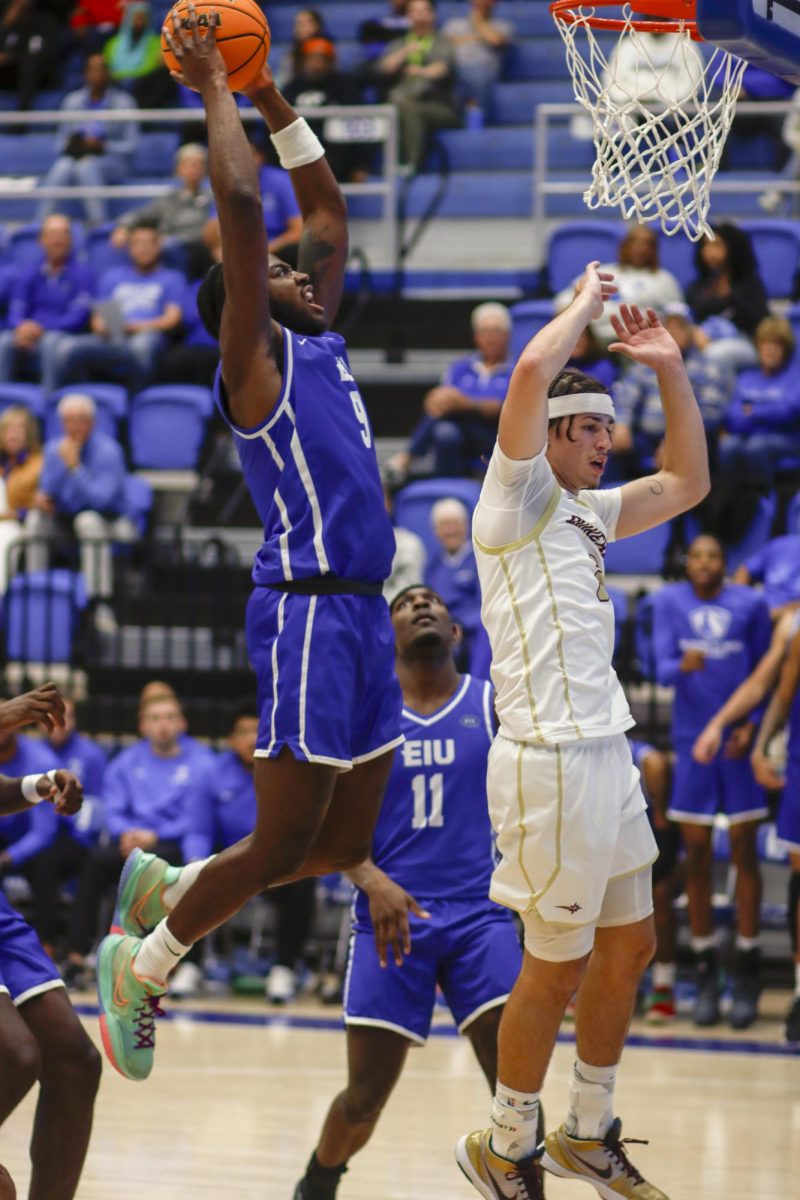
[
  {"x1": 652, "y1": 535, "x2": 772, "y2": 1029},
  {"x1": 0, "y1": 684, "x2": 101, "y2": 1200},
  {"x1": 293, "y1": 585, "x2": 528, "y2": 1200},
  {"x1": 96, "y1": 9, "x2": 403, "y2": 1083}
]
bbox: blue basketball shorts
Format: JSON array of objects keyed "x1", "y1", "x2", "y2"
[
  {"x1": 343, "y1": 897, "x2": 522, "y2": 1044},
  {"x1": 777, "y1": 756, "x2": 800, "y2": 851},
  {"x1": 246, "y1": 589, "x2": 403, "y2": 770},
  {"x1": 0, "y1": 894, "x2": 63, "y2": 1006},
  {"x1": 668, "y1": 743, "x2": 769, "y2": 826}
]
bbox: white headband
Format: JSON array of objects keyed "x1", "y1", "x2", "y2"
[{"x1": 548, "y1": 392, "x2": 615, "y2": 421}]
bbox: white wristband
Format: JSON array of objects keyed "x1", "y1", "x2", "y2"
[
  {"x1": 270, "y1": 118, "x2": 325, "y2": 170},
  {"x1": 21, "y1": 770, "x2": 59, "y2": 805}
]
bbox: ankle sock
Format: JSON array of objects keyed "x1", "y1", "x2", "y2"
[
  {"x1": 652, "y1": 961, "x2": 676, "y2": 989},
  {"x1": 162, "y1": 856, "x2": 215, "y2": 910},
  {"x1": 490, "y1": 1081, "x2": 541, "y2": 1161},
  {"x1": 135, "y1": 918, "x2": 192, "y2": 985},
  {"x1": 565, "y1": 1058, "x2": 617, "y2": 1140},
  {"x1": 303, "y1": 1152, "x2": 347, "y2": 1198}
]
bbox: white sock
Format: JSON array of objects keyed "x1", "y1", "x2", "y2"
[
  {"x1": 565, "y1": 1058, "x2": 617, "y2": 1140},
  {"x1": 795, "y1": 962, "x2": 800, "y2": 997},
  {"x1": 162, "y1": 856, "x2": 216, "y2": 910},
  {"x1": 135, "y1": 918, "x2": 192, "y2": 985},
  {"x1": 735, "y1": 935, "x2": 760, "y2": 953},
  {"x1": 652, "y1": 961, "x2": 676, "y2": 989},
  {"x1": 691, "y1": 934, "x2": 716, "y2": 955},
  {"x1": 490, "y1": 1081, "x2": 540, "y2": 1161}
]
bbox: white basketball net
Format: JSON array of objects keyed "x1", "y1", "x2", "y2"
[{"x1": 554, "y1": 5, "x2": 747, "y2": 240}]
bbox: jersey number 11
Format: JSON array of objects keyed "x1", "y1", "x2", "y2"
[{"x1": 411, "y1": 773, "x2": 444, "y2": 828}]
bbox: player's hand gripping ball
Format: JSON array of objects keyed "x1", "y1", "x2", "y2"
[{"x1": 161, "y1": 0, "x2": 271, "y2": 93}]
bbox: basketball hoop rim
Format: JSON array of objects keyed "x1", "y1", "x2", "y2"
[{"x1": 550, "y1": 1, "x2": 704, "y2": 40}]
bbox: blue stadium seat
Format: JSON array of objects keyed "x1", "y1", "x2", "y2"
[
  {"x1": 546, "y1": 221, "x2": 624, "y2": 293},
  {"x1": 436, "y1": 127, "x2": 533, "y2": 171},
  {"x1": 506, "y1": 39, "x2": 566, "y2": 81},
  {"x1": 5, "y1": 570, "x2": 87, "y2": 663},
  {"x1": 0, "y1": 133, "x2": 57, "y2": 176},
  {"x1": 493, "y1": 81, "x2": 575, "y2": 124},
  {"x1": 391, "y1": 171, "x2": 532, "y2": 218},
  {"x1": 604, "y1": 521, "x2": 671, "y2": 575},
  {"x1": 685, "y1": 492, "x2": 777, "y2": 573},
  {"x1": 46, "y1": 384, "x2": 128, "y2": 441},
  {"x1": 739, "y1": 220, "x2": 800, "y2": 299},
  {"x1": 394, "y1": 478, "x2": 482, "y2": 562},
  {"x1": 125, "y1": 475, "x2": 154, "y2": 536},
  {"x1": 0, "y1": 383, "x2": 45, "y2": 420},
  {"x1": 129, "y1": 385, "x2": 214, "y2": 469},
  {"x1": 131, "y1": 131, "x2": 180, "y2": 179},
  {"x1": 657, "y1": 231, "x2": 697, "y2": 292},
  {"x1": 509, "y1": 300, "x2": 555, "y2": 361}
]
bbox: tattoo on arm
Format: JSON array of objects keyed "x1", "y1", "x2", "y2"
[{"x1": 646, "y1": 477, "x2": 664, "y2": 496}]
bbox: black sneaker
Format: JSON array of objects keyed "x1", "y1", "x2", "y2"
[
  {"x1": 785, "y1": 995, "x2": 800, "y2": 1043},
  {"x1": 729, "y1": 949, "x2": 761, "y2": 1030},
  {"x1": 692, "y1": 948, "x2": 720, "y2": 1027},
  {"x1": 293, "y1": 1155, "x2": 346, "y2": 1200}
]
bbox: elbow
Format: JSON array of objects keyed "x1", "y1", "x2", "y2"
[
  {"x1": 219, "y1": 187, "x2": 264, "y2": 221},
  {"x1": 514, "y1": 351, "x2": 550, "y2": 388}
]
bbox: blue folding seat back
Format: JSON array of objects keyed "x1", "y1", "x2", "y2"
[
  {"x1": 129, "y1": 385, "x2": 214, "y2": 469},
  {"x1": 131, "y1": 131, "x2": 180, "y2": 178},
  {"x1": 739, "y1": 220, "x2": 800, "y2": 299},
  {"x1": 84, "y1": 225, "x2": 129, "y2": 278},
  {"x1": 685, "y1": 492, "x2": 777, "y2": 573},
  {"x1": 546, "y1": 221, "x2": 624, "y2": 294},
  {"x1": 603, "y1": 520, "x2": 671, "y2": 575},
  {"x1": 510, "y1": 300, "x2": 555, "y2": 361},
  {"x1": 393, "y1": 478, "x2": 482, "y2": 562},
  {"x1": 436, "y1": 128, "x2": 533, "y2": 172},
  {"x1": 0, "y1": 383, "x2": 45, "y2": 420},
  {"x1": 657, "y1": 231, "x2": 696, "y2": 292},
  {"x1": 0, "y1": 133, "x2": 58, "y2": 176},
  {"x1": 5, "y1": 570, "x2": 87, "y2": 663},
  {"x1": 46, "y1": 384, "x2": 127, "y2": 441}
]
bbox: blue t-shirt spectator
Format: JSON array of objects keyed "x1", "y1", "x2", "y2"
[
  {"x1": 97, "y1": 263, "x2": 186, "y2": 324},
  {"x1": 48, "y1": 729, "x2": 108, "y2": 848},
  {"x1": 39, "y1": 428, "x2": 129, "y2": 518},
  {"x1": 184, "y1": 750, "x2": 256, "y2": 863},
  {"x1": 615, "y1": 350, "x2": 730, "y2": 448},
  {"x1": 425, "y1": 542, "x2": 482, "y2": 646},
  {"x1": 0, "y1": 735, "x2": 61, "y2": 869},
  {"x1": 8, "y1": 258, "x2": 93, "y2": 334},
  {"x1": 739, "y1": 535, "x2": 800, "y2": 615},
  {"x1": 104, "y1": 737, "x2": 213, "y2": 844},
  {"x1": 725, "y1": 361, "x2": 800, "y2": 437}
]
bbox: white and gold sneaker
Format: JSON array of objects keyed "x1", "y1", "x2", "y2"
[
  {"x1": 456, "y1": 1128, "x2": 544, "y2": 1200},
  {"x1": 542, "y1": 1119, "x2": 670, "y2": 1199}
]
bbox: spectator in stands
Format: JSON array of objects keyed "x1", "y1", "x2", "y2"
[
  {"x1": 103, "y1": 0, "x2": 175, "y2": 109},
  {"x1": 56, "y1": 217, "x2": 186, "y2": 390},
  {"x1": 0, "y1": 405, "x2": 41, "y2": 591},
  {"x1": 283, "y1": 36, "x2": 371, "y2": 183},
  {"x1": 612, "y1": 301, "x2": 731, "y2": 478},
  {"x1": 37, "y1": 52, "x2": 139, "y2": 227},
  {"x1": 61, "y1": 690, "x2": 212, "y2": 992},
  {"x1": 203, "y1": 142, "x2": 303, "y2": 267},
  {"x1": 652, "y1": 535, "x2": 772, "y2": 1029},
  {"x1": 112, "y1": 143, "x2": 213, "y2": 280},
  {"x1": 566, "y1": 325, "x2": 618, "y2": 392},
  {"x1": 424, "y1": 497, "x2": 480, "y2": 662},
  {"x1": 0, "y1": 215, "x2": 93, "y2": 393},
  {"x1": 25, "y1": 392, "x2": 138, "y2": 631},
  {"x1": 382, "y1": 479, "x2": 426, "y2": 602},
  {"x1": 734, "y1": 534, "x2": 800, "y2": 619},
  {"x1": 0, "y1": 0, "x2": 65, "y2": 112},
  {"x1": 69, "y1": 0, "x2": 124, "y2": 54},
  {"x1": 186, "y1": 705, "x2": 317, "y2": 1005},
  {"x1": 686, "y1": 223, "x2": 769, "y2": 371},
  {"x1": 718, "y1": 316, "x2": 800, "y2": 486},
  {"x1": 359, "y1": 0, "x2": 410, "y2": 63},
  {"x1": 0, "y1": 727, "x2": 61, "y2": 881},
  {"x1": 555, "y1": 225, "x2": 684, "y2": 342},
  {"x1": 443, "y1": 0, "x2": 512, "y2": 125},
  {"x1": 27, "y1": 696, "x2": 107, "y2": 956},
  {"x1": 378, "y1": 0, "x2": 461, "y2": 171},
  {"x1": 393, "y1": 301, "x2": 513, "y2": 479},
  {"x1": 275, "y1": 7, "x2": 329, "y2": 89}
]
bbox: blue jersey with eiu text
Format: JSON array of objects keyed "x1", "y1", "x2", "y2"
[
  {"x1": 355, "y1": 674, "x2": 496, "y2": 919},
  {"x1": 213, "y1": 326, "x2": 394, "y2": 586}
]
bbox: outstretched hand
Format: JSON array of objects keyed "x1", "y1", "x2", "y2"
[
  {"x1": 608, "y1": 305, "x2": 682, "y2": 370},
  {"x1": 574, "y1": 261, "x2": 617, "y2": 322},
  {"x1": 0, "y1": 683, "x2": 65, "y2": 735},
  {"x1": 164, "y1": 2, "x2": 228, "y2": 93}
]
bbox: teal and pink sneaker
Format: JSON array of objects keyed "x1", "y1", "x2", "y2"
[
  {"x1": 111, "y1": 848, "x2": 182, "y2": 938},
  {"x1": 97, "y1": 932, "x2": 166, "y2": 1081}
]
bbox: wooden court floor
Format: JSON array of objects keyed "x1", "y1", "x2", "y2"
[{"x1": 2, "y1": 991, "x2": 798, "y2": 1199}]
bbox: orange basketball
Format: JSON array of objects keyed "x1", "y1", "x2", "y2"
[{"x1": 161, "y1": 0, "x2": 271, "y2": 93}]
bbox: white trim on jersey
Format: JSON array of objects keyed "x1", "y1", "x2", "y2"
[
  {"x1": 273, "y1": 487, "x2": 293, "y2": 580},
  {"x1": 343, "y1": 1015, "x2": 427, "y2": 1046},
  {"x1": 298, "y1": 595, "x2": 318, "y2": 759},
  {"x1": 481, "y1": 679, "x2": 494, "y2": 742},
  {"x1": 402, "y1": 674, "x2": 472, "y2": 727},
  {"x1": 14, "y1": 977, "x2": 65, "y2": 1007},
  {"x1": 265, "y1": 592, "x2": 287, "y2": 757}
]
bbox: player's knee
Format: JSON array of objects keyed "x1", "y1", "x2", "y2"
[
  {"x1": 44, "y1": 1028, "x2": 102, "y2": 1095},
  {"x1": 342, "y1": 1080, "x2": 390, "y2": 1126},
  {"x1": 4, "y1": 1037, "x2": 41, "y2": 1095},
  {"x1": 684, "y1": 839, "x2": 711, "y2": 873}
]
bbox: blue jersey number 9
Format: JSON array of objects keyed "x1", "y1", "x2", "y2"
[{"x1": 350, "y1": 390, "x2": 372, "y2": 449}]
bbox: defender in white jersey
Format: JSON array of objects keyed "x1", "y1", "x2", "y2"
[{"x1": 456, "y1": 264, "x2": 710, "y2": 1200}]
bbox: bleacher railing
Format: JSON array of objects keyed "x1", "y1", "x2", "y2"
[
  {"x1": 0, "y1": 104, "x2": 399, "y2": 268},
  {"x1": 533, "y1": 99, "x2": 800, "y2": 225}
]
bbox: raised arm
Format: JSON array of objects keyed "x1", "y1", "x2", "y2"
[
  {"x1": 610, "y1": 306, "x2": 710, "y2": 538},
  {"x1": 498, "y1": 262, "x2": 615, "y2": 460},
  {"x1": 166, "y1": 8, "x2": 279, "y2": 423},
  {"x1": 244, "y1": 71, "x2": 348, "y2": 326}
]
